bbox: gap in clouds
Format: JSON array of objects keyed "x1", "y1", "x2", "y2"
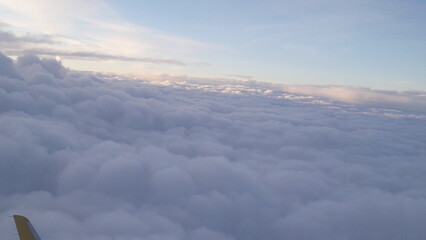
[{"x1": 1, "y1": 53, "x2": 426, "y2": 240}]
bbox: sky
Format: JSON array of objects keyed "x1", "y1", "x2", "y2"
[
  {"x1": 1, "y1": 53, "x2": 426, "y2": 240},
  {"x1": 1, "y1": 2, "x2": 426, "y2": 239},
  {"x1": 1, "y1": 0, "x2": 426, "y2": 90}
]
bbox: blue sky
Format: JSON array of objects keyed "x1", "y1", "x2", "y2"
[{"x1": 1, "y1": 0, "x2": 425, "y2": 90}]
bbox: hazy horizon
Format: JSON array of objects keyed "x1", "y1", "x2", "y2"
[{"x1": 1, "y1": 0, "x2": 425, "y2": 91}]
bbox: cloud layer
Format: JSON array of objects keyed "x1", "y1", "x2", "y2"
[
  {"x1": 280, "y1": 84, "x2": 426, "y2": 114},
  {"x1": 1, "y1": 53, "x2": 426, "y2": 240}
]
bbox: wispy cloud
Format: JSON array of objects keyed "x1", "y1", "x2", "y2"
[
  {"x1": 0, "y1": 29, "x2": 186, "y2": 65},
  {"x1": 19, "y1": 48, "x2": 186, "y2": 65},
  {"x1": 0, "y1": 0, "x2": 207, "y2": 66},
  {"x1": 227, "y1": 74, "x2": 254, "y2": 80}
]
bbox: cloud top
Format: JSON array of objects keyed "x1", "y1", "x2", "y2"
[{"x1": 0, "y1": 53, "x2": 426, "y2": 240}]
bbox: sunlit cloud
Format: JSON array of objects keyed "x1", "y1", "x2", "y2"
[
  {"x1": 281, "y1": 85, "x2": 426, "y2": 113},
  {"x1": 0, "y1": 0, "x2": 208, "y2": 66}
]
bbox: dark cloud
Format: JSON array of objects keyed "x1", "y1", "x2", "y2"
[
  {"x1": 0, "y1": 52, "x2": 19, "y2": 78},
  {"x1": 0, "y1": 30, "x2": 56, "y2": 44},
  {"x1": 227, "y1": 74, "x2": 253, "y2": 80},
  {"x1": 0, "y1": 52, "x2": 426, "y2": 240}
]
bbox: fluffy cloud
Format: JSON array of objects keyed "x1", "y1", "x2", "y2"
[{"x1": 1, "y1": 53, "x2": 426, "y2": 240}]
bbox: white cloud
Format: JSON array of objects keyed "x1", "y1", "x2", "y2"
[
  {"x1": 280, "y1": 85, "x2": 426, "y2": 114},
  {"x1": 123, "y1": 73, "x2": 426, "y2": 115},
  {"x1": 1, "y1": 53, "x2": 426, "y2": 240},
  {"x1": 0, "y1": 0, "x2": 207, "y2": 65}
]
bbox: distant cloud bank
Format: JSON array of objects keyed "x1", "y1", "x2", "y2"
[
  {"x1": 281, "y1": 85, "x2": 426, "y2": 114},
  {"x1": 1, "y1": 53, "x2": 426, "y2": 240}
]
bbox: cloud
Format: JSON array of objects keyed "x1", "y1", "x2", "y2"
[
  {"x1": 1, "y1": 53, "x2": 426, "y2": 240},
  {"x1": 0, "y1": 0, "x2": 207, "y2": 67},
  {"x1": 0, "y1": 28, "x2": 186, "y2": 65},
  {"x1": 19, "y1": 48, "x2": 186, "y2": 65},
  {"x1": 280, "y1": 85, "x2": 426, "y2": 114},
  {"x1": 226, "y1": 74, "x2": 253, "y2": 80},
  {"x1": 126, "y1": 73, "x2": 426, "y2": 115},
  {"x1": 0, "y1": 30, "x2": 56, "y2": 44},
  {"x1": 0, "y1": 28, "x2": 60, "y2": 58}
]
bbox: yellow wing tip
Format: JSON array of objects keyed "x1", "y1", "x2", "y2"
[
  {"x1": 13, "y1": 215, "x2": 40, "y2": 240},
  {"x1": 13, "y1": 215, "x2": 30, "y2": 222}
]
